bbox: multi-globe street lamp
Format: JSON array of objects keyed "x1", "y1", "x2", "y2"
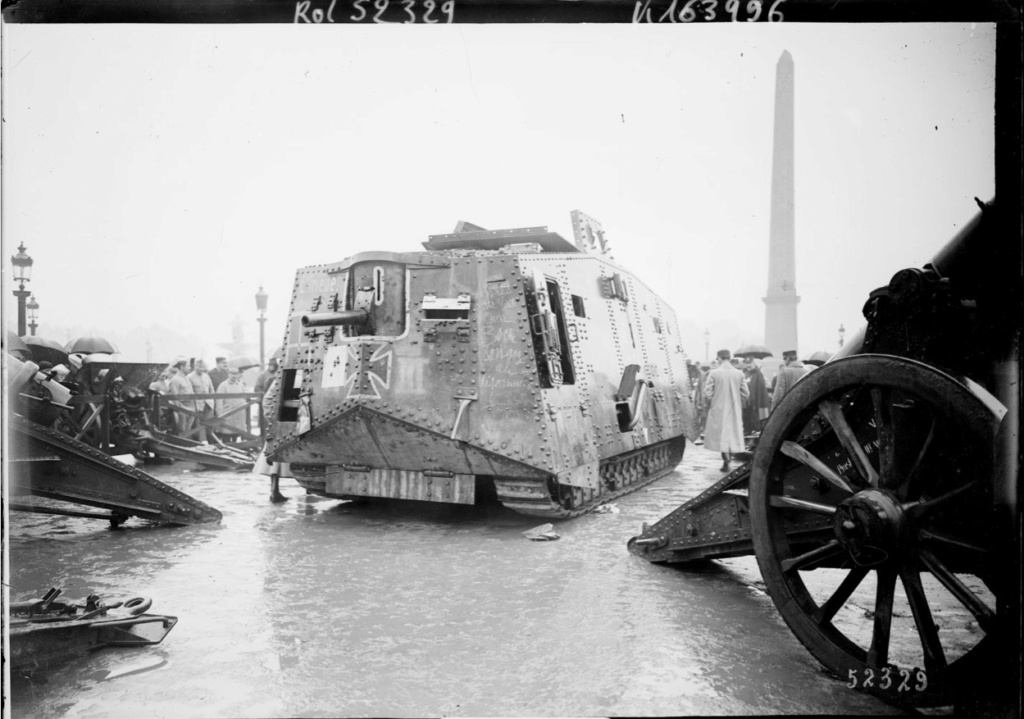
[
  {"x1": 255, "y1": 285, "x2": 268, "y2": 368},
  {"x1": 27, "y1": 295, "x2": 40, "y2": 337},
  {"x1": 11, "y1": 243, "x2": 34, "y2": 336}
]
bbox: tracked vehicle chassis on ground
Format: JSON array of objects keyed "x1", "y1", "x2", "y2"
[{"x1": 267, "y1": 212, "x2": 697, "y2": 517}]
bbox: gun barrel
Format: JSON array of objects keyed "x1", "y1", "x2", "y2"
[{"x1": 300, "y1": 310, "x2": 369, "y2": 328}]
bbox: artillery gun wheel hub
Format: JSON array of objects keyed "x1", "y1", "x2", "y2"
[
  {"x1": 833, "y1": 489, "x2": 907, "y2": 567},
  {"x1": 749, "y1": 354, "x2": 1007, "y2": 708}
]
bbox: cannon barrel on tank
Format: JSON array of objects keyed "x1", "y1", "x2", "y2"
[{"x1": 300, "y1": 310, "x2": 369, "y2": 328}]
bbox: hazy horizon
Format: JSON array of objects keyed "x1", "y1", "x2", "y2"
[{"x1": 2, "y1": 23, "x2": 996, "y2": 366}]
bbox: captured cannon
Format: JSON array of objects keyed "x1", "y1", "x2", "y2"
[
  {"x1": 5, "y1": 351, "x2": 223, "y2": 527},
  {"x1": 628, "y1": 198, "x2": 1019, "y2": 710},
  {"x1": 264, "y1": 211, "x2": 697, "y2": 517},
  {"x1": 24, "y1": 351, "x2": 256, "y2": 471}
]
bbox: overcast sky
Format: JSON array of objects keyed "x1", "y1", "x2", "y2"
[{"x1": 2, "y1": 22, "x2": 995, "y2": 364}]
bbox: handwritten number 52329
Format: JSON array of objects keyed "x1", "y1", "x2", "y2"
[
  {"x1": 350, "y1": 0, "x2": 453, "y2": 22},
  {"x1": 848, "y1": 667, "x2": 928, "y2": 693}
]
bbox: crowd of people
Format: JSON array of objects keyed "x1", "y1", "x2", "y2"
[
  {"x1": 692, "y1": 349, "x2": 812, "y2": 472},
  {"x1": 146, "y1": 345, "x2": 807, "y2": 471},
  {"x1": 148, "y1": 356, "x2": 279, "y2": 442}
]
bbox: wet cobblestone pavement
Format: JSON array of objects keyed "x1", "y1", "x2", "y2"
[{"x1": 6, "y1": 440, "x2": 905, "y2": 717}]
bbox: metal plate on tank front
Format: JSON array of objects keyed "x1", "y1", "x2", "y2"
[{"x1": 325, "y1": 468, "x2": 475, "y2": 504}]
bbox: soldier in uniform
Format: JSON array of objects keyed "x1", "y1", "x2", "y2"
[
  {"x1": 187, "y1": 360, "x2": 216, "y2": 443},
  {"x1": 208, "y1": 356, "x2": 230, "y2": 390},
  {"x1": 254, "y1": 357, "x2": 279, "y2": 398},
  {"x1": 255, "y1": 375, "x2": 291, "y2": 502},
  {"x1": 167, "y1": 361, "x2": 196, "y2": 437}
]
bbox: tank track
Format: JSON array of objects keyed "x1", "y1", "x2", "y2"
[
  {"x1": 494, "y1": 437, "x2": 685, "y2": 519},
  {"x1": 10, "y1": 415, "x2": 223, "y2": 525}
]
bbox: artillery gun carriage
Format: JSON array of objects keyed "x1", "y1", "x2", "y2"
[
  {"x1": 5, "y1": 351, "x2": 223, "y2": 526},
  {"x1": 265, "y1": 212, "x2": 697, "y2": 517},
  {"x1": 629, "y1": 198, "x2": 1019, "y2": 709}
]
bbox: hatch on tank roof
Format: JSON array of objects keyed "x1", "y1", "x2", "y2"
[{"x1": 423, "y1": 225, "x2": 580, "y2": 254}]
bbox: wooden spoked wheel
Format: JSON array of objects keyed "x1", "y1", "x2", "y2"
[{"x1": 749, "y1": 355, "x2": 1007, "y2": 707}]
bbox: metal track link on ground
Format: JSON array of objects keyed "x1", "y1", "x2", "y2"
[{"x1": 9, "y1": 415, "x2": 223, "y2": 526}]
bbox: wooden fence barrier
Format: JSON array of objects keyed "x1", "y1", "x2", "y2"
[{"x1": 154, "y1": 392, "x2": 266, "y2": 450}]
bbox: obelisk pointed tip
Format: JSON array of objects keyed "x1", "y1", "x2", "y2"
[{"x1": 779, "y1": 50, "x2": 793, "y2": 64}]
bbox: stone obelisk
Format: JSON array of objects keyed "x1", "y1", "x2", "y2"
[{"x1": 763, "y1": 50, "x2": 799, "y2": 356}]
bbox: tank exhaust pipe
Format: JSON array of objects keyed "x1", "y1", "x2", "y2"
[{"x1": 301, "y1": 310, "x2": 369, "y2": 328}]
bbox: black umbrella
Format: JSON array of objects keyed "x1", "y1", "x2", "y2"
[
  {"x1": 803, "y1": 350, "x2": 832, "y2": 367},
  {"x1": 5, "y1": 330, "x2": 31, "y2": 360},
  {"x1": 734, "y1": 344, "x2": 773, "y2": 359},
  {"x1": 22, "y1": 336, "x2": 70, "y2": 367},
  {"x1": 65, "y1": 336, "x2": 119, "y2": 354}
]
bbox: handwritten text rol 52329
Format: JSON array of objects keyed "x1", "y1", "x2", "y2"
[{"x1": 295, "y1": 0, "x2": 454, "y2": 23}]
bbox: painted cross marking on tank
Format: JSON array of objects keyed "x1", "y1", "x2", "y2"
[{"x1": 345, "y1": 342, "x2": 393, "y2": 399}]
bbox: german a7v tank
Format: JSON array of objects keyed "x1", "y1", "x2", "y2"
[{"x1": 264, "y1": 211, "x2": 697, "y2": 517}]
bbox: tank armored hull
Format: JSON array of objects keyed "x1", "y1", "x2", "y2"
[{"x1": 266, "y1": 217, "x2": 697, "y2": 516}]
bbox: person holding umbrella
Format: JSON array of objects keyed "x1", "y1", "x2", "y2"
[
  {"x1": 734, "y1": 345, "x2": 773, "y2": 438},
  {"x1": 741, "y1": 357, "x2": 771, "y2": 437}
]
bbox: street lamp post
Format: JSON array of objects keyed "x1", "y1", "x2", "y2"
[
  {"x1": 11, "y1": 243, "x2": 34, "y2": 336},
  {"x1": 838, "y1": 323, "x2": 846, "y2": 349},
  {"x1": 704, "y1": 328, "x2": 710, "y2": 362},
  {"x1": 255, "y1": 285, "x2": 268, "y2": 368},
  {"x1": 27, "y1": 295, "x2": 39, "y2": 336}
]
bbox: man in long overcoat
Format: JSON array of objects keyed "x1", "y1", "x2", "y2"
[
  {"x1": 704, "y1": 349, "x2": 749, "y2": 471},
  {"x1": 215, "y1": 368, "x2": 249, "y2": 440}
]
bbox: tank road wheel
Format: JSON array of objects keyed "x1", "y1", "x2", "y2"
[
  {"x1": 618, "y1": 458, "x2": 634, "y2": 487},
  {"x1": 603, "y1": 465, "x2": 615, "y2": 491},
  {"x1": 749, "y1": 355, "x2": 1008, "y2": 708},
  {"x1": 603, "y1": 462, "x2": 623, "y2": 492}
]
